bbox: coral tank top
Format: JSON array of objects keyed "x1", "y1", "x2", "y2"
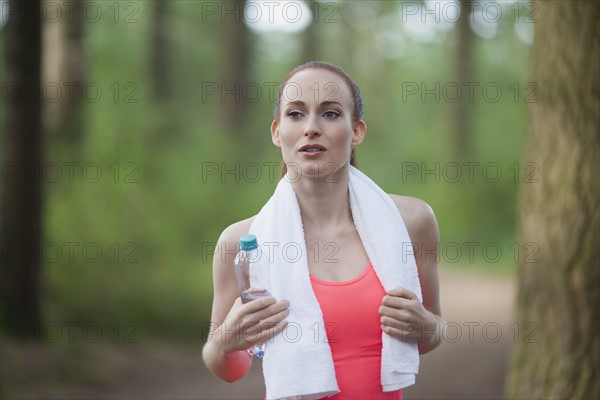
[{"x1": 309, "y1": 260, "x2": 403, "y2": 399}]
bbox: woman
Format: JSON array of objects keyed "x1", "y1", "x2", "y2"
[{"x1": 202, "y1": 62, "x2": 443, "y2": 399}]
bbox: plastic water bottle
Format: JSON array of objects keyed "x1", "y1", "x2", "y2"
[{"x1": 234, "y1": 234, "x2": 270, "y2": 358}]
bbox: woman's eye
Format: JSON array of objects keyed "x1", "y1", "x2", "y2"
[
  {"x1": 288, "y1": 111, "x2": 302, "y2": 118},
  {"x1": 324, "y1": 111, "x2": 339, "y2": 119}
]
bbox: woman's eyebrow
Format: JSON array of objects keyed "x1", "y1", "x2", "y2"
[
  {"x1": 285, "y1": 100, "x2": 306, "y2": 108},
  {"x1": 284, "y1": 100, "x2": 343, "y2": 108},
  {"x1": 320, "y1": 100, "x2": 343, "y2": 108}
]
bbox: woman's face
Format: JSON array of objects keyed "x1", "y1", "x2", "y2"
[{"x1": 271, "y1": 68, "x2": 366, "y2": 180}]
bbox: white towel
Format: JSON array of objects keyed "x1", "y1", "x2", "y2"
[{"x1": 249, "y1": 165, "x2": 422, "y2": 400}]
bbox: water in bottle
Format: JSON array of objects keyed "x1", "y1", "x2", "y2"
[{"x1": 234, "y1": 234, "x2": 270, "y2": 358}]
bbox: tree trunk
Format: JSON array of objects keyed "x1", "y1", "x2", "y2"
[
  {"x1": 151, "y1": 0, "x2": 169, "y2": 101},
  {"x1": 43, "y1": 0, "x2": 85, "y2": 147},
  {"x1": 301, "y1": 0, "x2": 318, "y2": 63},
  {"x1": 451, "y1": 0, "x2": 474, "y2": 161},
  {"x1": 507, "y1": 1, "x2": 600, "y2": 399},
  {"x1": 1, "y1": 0, "x2": 44, "y2": 327},
  {"x1": 220, "y1": 0, "x2": 251, "y2": 135}
]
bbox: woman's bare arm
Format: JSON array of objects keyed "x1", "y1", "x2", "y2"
[
  {"x1": 202, "y1": 217, "x2": 290, "y2": 382},
  {"x1": 389, "y1": 195, "x2": 444, "y2": 355},
  {"x1": 202, "y1": 218, "x2": 254, "y2": 382}
]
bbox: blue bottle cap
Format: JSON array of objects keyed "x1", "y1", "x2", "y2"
[{"x1": 240, "y1": 234, "x2": 258, "y2": 251}]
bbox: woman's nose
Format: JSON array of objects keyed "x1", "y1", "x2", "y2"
[{"x1": 303, "y1": 119, "x2": 321, "y2": 137}]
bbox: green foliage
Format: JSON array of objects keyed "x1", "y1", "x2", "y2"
[{"x1": 41, "y1": 1, "x2": 530, "y2": 340}]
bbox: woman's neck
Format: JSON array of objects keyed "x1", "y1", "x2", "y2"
[{"x1": 291, "y1": 166, "x2": 353, "y2": 234}]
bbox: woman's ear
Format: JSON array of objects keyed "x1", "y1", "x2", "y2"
[
  {"x1": 271, "y1": 120, "x2": 281, "y2": 148},
  {"x1": 352, "y1": 120, "x2": 367, "y2": 147}
]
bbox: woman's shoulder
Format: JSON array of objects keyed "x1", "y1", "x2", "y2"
[
  {"x1": 218, "y1": 215, "x2": 258, "y2": 245},
  {"x1": 387, "y1": 194, "x2": 439, "y2": 242},
  {"x1": 213, "y1": 215, "x2": 258, "y2": 267}
]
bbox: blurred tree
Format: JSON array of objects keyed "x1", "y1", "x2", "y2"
[
  {"x1": 372, "y1": 0, "x2": 399, "y2": 128},
  {"x1": 301, "y1": 0, "x2": 318, "y2": 62},
  {"x1": 220, "y1": 0, "x2": 251, "y2": 135},
  {"x1": 507, "y1": 1, "x2": 599, "y2": 398},
  {"x1": 337, "y1": 3, "x2": 353, "y2": 69},
  {"x1": 151, "y1": 0, "x2": 170, "y2": 100},
  {"x1": 43, "y1": 0, "x2": 85, "y2": 147},
  {"x1": 1, "y1": 0, "x2": 44, "y2": 327},
  {"x1": 451, "y1": 0, "x2": 474, "y2": 161}
]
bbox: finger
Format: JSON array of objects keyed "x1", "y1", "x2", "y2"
[
  {"x1": 381, "y1": 295, "x2": 412, "y2": 309},
  {"x1": 386, "y1": 287, "x2": 417, "y2": 300},
  {"x1": 241, "y1": 299, "x2": 289, "y2": 328},
  {"x1": 246, "y1": 319, "x2": 289, "y2": 345},
  {"x1": 241, "y1": 296, "x2": 278, "y2": 313},
  {"x1": 251, "y1": 299, "x2": 289, "y2": 321},
  {"x1": 245, "y1": 305, "x2": 290, "y2": 339},
  {"x1": 274, "y1": 299, "x2": 290, "y2": 312},
  {"x1": 257, "y1": 307, "x2": 290, "y2": 329},
  {"x1": 379, "y1": 307, "x2": 412, "y2": 325},
  {"x1": 245, "y1": 298, "x2": 289, "y2": 315},
  {"x1": 232, "y1": 297, "x2": 243, "y2": 307}
]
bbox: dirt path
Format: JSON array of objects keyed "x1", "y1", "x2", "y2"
[
  {"x1": 404, "y1": 268, "x2": 516, "y2": 400},
  {"x1": 1, "y1": 268, "x2": 516, "y2": 400}
]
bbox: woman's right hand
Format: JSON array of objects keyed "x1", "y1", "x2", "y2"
[{"x1": 210, "y1": 296, "x2": 290, "y2": 355}]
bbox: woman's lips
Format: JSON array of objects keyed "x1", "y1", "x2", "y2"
[
  {"x1": 299, "y1": 144, "x2": 327, "y2": 156},
  {"x1": 300, "y1": 149, "x2": 326, "y2": 157}
]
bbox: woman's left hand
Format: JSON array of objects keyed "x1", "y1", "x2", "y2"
[{"x1": 379, "y1": 287, "x2": 439, "y2": 343}]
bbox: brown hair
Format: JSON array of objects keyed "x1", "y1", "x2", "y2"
[{"x1": 274, "y1": 61, "x2": 363, "y2": 178}]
